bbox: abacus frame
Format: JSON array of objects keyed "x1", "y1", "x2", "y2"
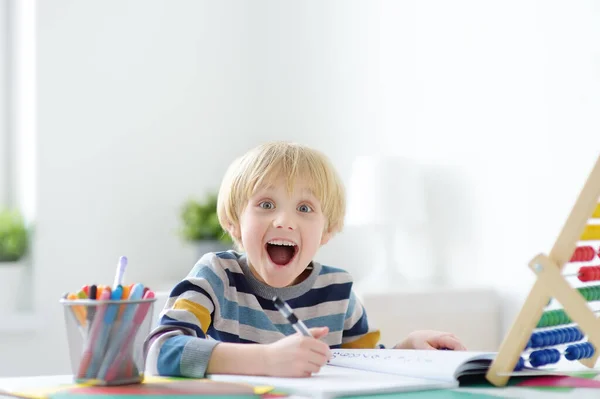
[{"x1": 486, "y1": 156, "x2": 600, "y2": 387}]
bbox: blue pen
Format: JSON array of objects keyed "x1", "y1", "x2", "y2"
[
  {"x1": 273, "y1": 296, "x2": 312, "y2": 337},
  {"x1": 96, "y1": 283, "x2": 145, "y2": 380},
  {"x1": 86, "y1": 285, "x2": 123, "y2": 378}
]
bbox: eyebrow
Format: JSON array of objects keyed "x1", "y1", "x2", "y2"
[
  {"x1": 300, "y1": 188, "x2": 316, "y2": 197},
  {"x1": 254, "y1": 184, "x2": 316, "y2": 198}
]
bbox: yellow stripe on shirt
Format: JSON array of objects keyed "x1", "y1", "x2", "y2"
[
  {"x1": 341, "y1": 330, "x2": 381, "y2": 349},
  {"x1": 173, "y1": 298, "x2": 212, "y2": 334}
]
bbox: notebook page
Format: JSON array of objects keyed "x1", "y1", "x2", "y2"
[
  {"x1": 209, "y1": 364, "x2": 456, "y2": 398},
  {"x1": 329, "y1": 349, "x2": 495, "y2": 383}
]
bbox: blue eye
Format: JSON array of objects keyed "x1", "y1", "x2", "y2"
[
  {"x1": 259, "y1": 201, "x2": 274, "y2": 210},
  {"x1": 298, "y1": 204, "x2": 313, "y2": 213}
]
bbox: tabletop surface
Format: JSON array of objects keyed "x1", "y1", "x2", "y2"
[{"x1": 2, "y1": 374, "x2": 600, "y2": 399}]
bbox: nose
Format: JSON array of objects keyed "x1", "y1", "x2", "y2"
[{"x1": 273, "y1": 211, "x2": 295, "y2": 230}]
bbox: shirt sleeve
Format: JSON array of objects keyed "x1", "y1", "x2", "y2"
[
  {"x1": 144, "y1": 256, "x2": 224, "y2": 378},
  {"x1": 340, "y1": 290, "x2": 382, "y2": 349}
]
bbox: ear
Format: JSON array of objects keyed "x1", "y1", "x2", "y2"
[
  {"x1": 320, "y1": 230, "x2": 332, "y2": 246},
  {"x1": 228, "y1": 222, "x2": 241, "y2": 242}
]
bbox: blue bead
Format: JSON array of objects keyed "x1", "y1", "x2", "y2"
[
  {"x1": 565, "y1": 328, "x2": 573, "y2": 343},
  {"x1": 565, "y1": 347, "x2": 574, "y2": 361},
  {"x1": 530, "y1": 349, "x2": 560, "y2": 367},
  {"x1": 514, "y1": 357, "x2": 525, "y2": 371},
  {"x1": 585, "y1": 343, "x2": 594, "y2": 358},
  {"x1": 581, "y1": 345, "x2": 589, "y2": 359},
  {"x1": 560, "y1": 329, "x2": 566, "y2": 344},
  {"x1": 542, "y1": 332, "x2": 550, "y2": 346},
  {"x1": 530, "y1": 351, "x2": 544, "y2": 367},
  {"x1": 566, "y1": 344, "x2": 581, "y2": 360},
  {"x1": 531, "y1": 334, "x2": 543, "y2": 348}
]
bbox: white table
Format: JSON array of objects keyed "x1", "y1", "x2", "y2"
[
  {"x1": 0, "y1": 375, "x2": 72, "y2": 398},
  {"x1": 1, "y1": 374, "x2": 600, "y2": 399}
]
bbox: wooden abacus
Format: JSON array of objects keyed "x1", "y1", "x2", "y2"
[{"x1": 486, "y1": 155, "x2": 600, "y2": 387}]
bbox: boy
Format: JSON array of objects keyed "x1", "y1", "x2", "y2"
[{"x1": 145, "y1": 141, "x2": 466, "y2": 378}]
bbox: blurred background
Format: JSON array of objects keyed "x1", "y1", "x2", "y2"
[{"x1": 1, "y1": 0, "x2": 600, "y2": 376}]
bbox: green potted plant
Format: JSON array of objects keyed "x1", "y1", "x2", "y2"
[
  {"x1": 180, "y1": 193, "x2": 232, "y2": 259},
  {"x1": 0, "y1": 209, "x2": 29, "y2": 311},
  {"x1": 0, "y1": 209, "x2": 28, "y2": 262}
]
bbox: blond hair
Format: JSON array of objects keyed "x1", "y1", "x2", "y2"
[{"x1": 217, "y1": 142, "x2": 345, "y2": 248}]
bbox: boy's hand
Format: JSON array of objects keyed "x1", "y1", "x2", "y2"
[
  {"x1": 264, "y1": 327, "x2": 331, "y2": 377},
  {"x1": 393, "y1": 330, "x2": 467, "y2": 351}
]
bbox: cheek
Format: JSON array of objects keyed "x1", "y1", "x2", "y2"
[
  {"x1": 303, "y1": 220, "x2": 326, "y2": 244},
  {"x1": 241, "y1": 216, "x2": 266, "y2": 244}
]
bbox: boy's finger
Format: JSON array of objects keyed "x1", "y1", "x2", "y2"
[
  {"x1": 435, "y1": 335, "x2": 466, "y2": 351},
  {"x1": 307, "y1": 349, "x2": 329, "y2": 367},
  {"x1": 309, "y1": 326, "x2": 329, "y2": 339},
  {"x1": 307, "y1": 339, "x2": 332, "y2": 361}
]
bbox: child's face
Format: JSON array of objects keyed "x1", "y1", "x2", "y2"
[{"x1": 236, "y1": 177, "x2": 330, "y2": 288}]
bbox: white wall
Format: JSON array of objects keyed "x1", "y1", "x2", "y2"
[
  {"x1": 0, "y1": 0, "x2": 599, "y2": 376},
  {"x1": 370, "y1": 0, "x2": 600, "y2": 331}
]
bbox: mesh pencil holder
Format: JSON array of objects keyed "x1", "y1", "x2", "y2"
[{"x1": 60, "y1": 297, "x2": 156, "y2": 386}]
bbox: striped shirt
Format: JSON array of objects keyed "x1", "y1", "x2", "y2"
[{"x1": 144, "y1": 250, "x2": 380, "y2": 377}]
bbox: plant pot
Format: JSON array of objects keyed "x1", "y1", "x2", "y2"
[
  {"x1": 0, "y1": 261, "x2": 26, "y2": 311},
  {"x1": 194, "y1": 240, "x2": 231, "y2": 261}
]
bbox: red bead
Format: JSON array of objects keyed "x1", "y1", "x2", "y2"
[
  {"x1": 579, "y1": 266, "x2": 600, "y2": 282},
  {"x1": 571, "y1": 246, "x2": 596, "y2": 262}
]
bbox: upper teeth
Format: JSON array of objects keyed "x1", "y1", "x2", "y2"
[{"x1": 268, "y1": 240, "x2": 296, "y2": 246}]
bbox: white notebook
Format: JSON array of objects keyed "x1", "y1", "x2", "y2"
[
  {"x1": 209, "y1": 364, "x2": 456, "y2": 398},
  {"x1": 327, "y1": 349, "x2": 600, "y2": 385},
  {"x1": 328, "y1": 349, "x2": 497, "y2": 385}
]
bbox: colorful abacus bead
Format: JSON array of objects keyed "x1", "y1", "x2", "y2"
[
  {"x1": 565, "y1": 342, "x2": 595, "y2": 361},
  {"x1": 578, "y1": 285, "x2": 600, "y2": 301},
  {"x1": 529, "y1": 348, "x2": 561, "y2": 367},
  {"x1": 514, "y1": 357, "x2": 525, "y2": 371},
  {"x1": 570, "y1": 246, "x2": 596, "y2": 262},
  {"x1": 528, "y1": 327, "x2": 583, "y2": 348},
  {"x1": 579, "y1": 266, "x2": 600, "y2": 282},
  {"x1": 537, "y1": 309, "x2": 571, "y2": 328}
]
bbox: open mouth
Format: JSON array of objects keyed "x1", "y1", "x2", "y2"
[{"x1": 265, "y1": 240, "x2": 299, "y2": 266}]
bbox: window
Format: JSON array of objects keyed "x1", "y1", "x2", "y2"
[
  {"x1": 0, "y1": 1, "x2": 9, "y2": 206},
  {"x1": 1, "y1": 0, "x2": 35, "y2": 221}
]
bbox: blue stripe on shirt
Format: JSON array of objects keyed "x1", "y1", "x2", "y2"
[
  {"x1": 223, "y1": 269, "x2": 239, "y2": 287},
  {"x1": 305, "y1": 313, "x2": 347, "y2": 332},
  {"x1": 319, "y1": 265, "x2": 347, "y2": 275},
  {"x1": 346, "y1": 290, "x2": 357, "y2": 318},
  {"x1": 157, "y1": 335, "x2": 194, "y2": 376},
  {"x1": 345, "y1": 311, "x2": 370, "y2": 337},
  {"x1": 273, "y1": 313, "x2": 346, "y2": 335},
  {"x1": 236, "y1": 305, "x2": 279, "y2": 331},
  {"x1": 287, "y1": 282, "x2": 352, "y2": 308},
  {"x1": 170, "y1": 280, "x2": 215, "y2": 303},
  {"x1": 248, "y1": 282, "x2": 352, "y2": 311},
  {"x1": 225, "y1": 269, "x2": 253, "y2": 291},
  {"x1": 160, "y1": 315, "x2": 206, "y2": 338},
  {"x1": 215, "y1": 251, "x2": 237, "y2": 260},
  {"x1": 207, "y1": 325, "x2": 258, "y2": 344}
]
